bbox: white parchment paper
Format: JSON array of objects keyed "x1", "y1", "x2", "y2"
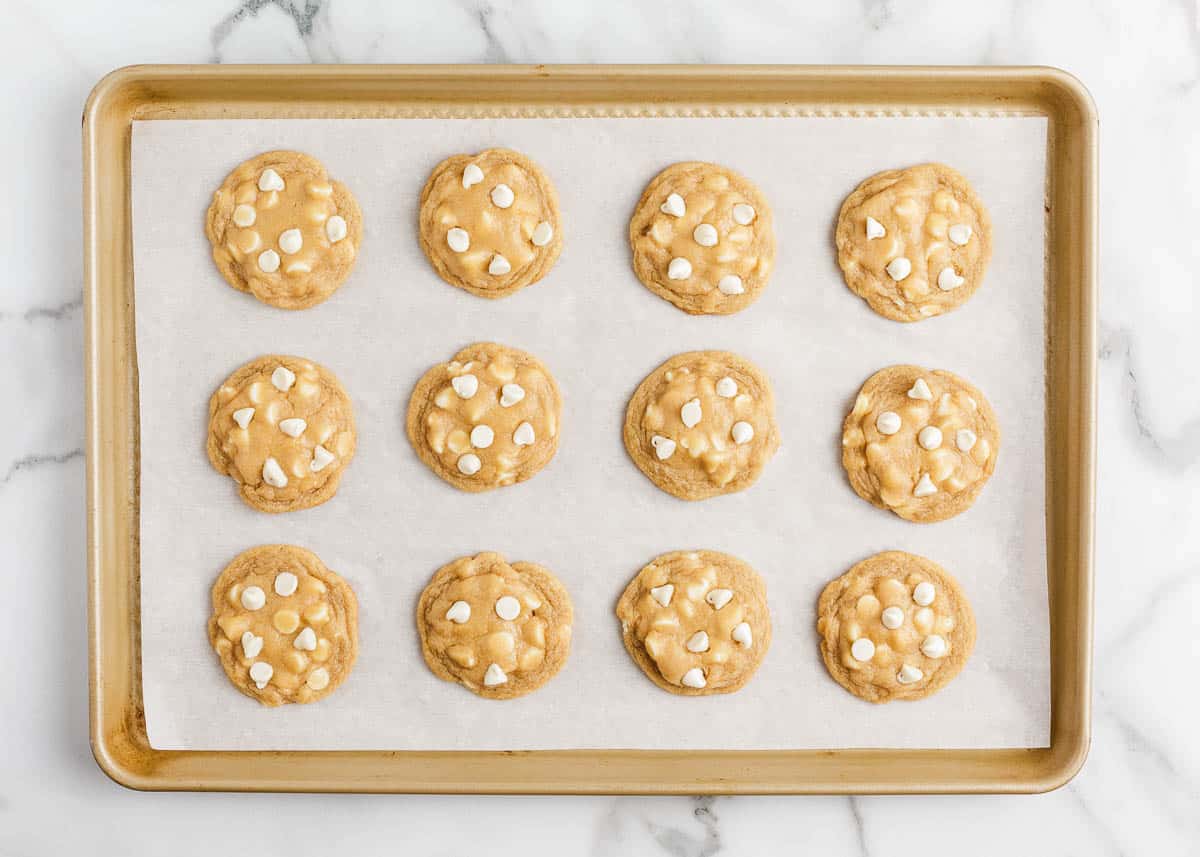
[{"x1": 133, "y1": 116, "x2": 1048, "y2": 750}]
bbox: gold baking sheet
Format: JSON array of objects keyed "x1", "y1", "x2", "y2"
[{"x1": 84, "y1": 64, "x2": 1096, "y2": 793}]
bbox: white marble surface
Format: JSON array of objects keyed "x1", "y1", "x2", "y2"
[{"x1": 1, "y1": 1, "x2": 1197, "y2": 854}]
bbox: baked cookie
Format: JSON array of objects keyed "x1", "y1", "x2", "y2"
[
  {"x1": 208, "y1": 544, "x2": 358, "y2": 706},
  {"x1": 417, "y1": 552, "x2": 573, "y2": 699},
  {"x1": 835, "y1": 163, "x2": 992, "y2": 322},
  {"x1": 406, "y1": 342, "x2": 561, "y2": 492},
  {"x1": 817, "y1": 551, "x2": 975, "y2": 703},
  {"x1": 616, "y1": 550, "x2": 771, "y2": 696},
  {"x1": 841, "y1": 365, "x2": 999, "y2": 523},
  {"x1": 418, "y1": 148, "x2": 562, "y2": 298},
  {"x1": 628, "y1": 161, "x2": 774, "y2": 315},
  {"x1": 207, "y1": 355, "x2": 356, "y2": 513},
  {"x1": 624, "y1": 351, "x2": 779, "y2": 500},
  {"x1": 205, "y1": 150, "x2": 363, "y2": 310}
]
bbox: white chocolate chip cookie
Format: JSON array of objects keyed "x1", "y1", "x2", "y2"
[
  {"x1": 817, "y1": 551, "x2": 975, "y2": 703},
  {"x1": 616, "y1": 550, "x2": 771, "y2": 696},
  {"x1": 208, "y1": 544, "x2": 358, "y2": 706},
  {"x1": 629, "y1": 162, "x2": 775, "y2": 314},
  {"x1": 207, "y1": 355, "x2": 356, "y2": 513},
  {"x1": 624, "y1": 350, "x2": 780, "y2": 500},
  {"x1": 835, "y1": 163, "x2": 992, "y2": 322},
  {"x1": 205, "y1": 150, "x2": 363, "y2": 310},
  {"x1": 406, "y1": 342, "x2": 562, "y2": 493},
  {"x1": 418, "y1": 148, "x2": 563, "y2": 299},
  {"x1": 841, "y1": 365, "x2": 999, "y2": 523},
  {"x1": 417, "y1": 552, "x2": 573, "y2": 699}
]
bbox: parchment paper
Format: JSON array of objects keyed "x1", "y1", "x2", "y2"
[{"x1": 132, "y1": 115, "x2": 1049, "y2": 750}]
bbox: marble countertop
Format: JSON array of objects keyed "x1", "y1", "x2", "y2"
[{"x1": 2, "y1": 1, "x2": 1196, "y2": 854}]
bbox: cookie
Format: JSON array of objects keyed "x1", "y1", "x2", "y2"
[
  {"x1": 616, "y1": 550, "x2": 771, "y2": 696},
  {"x1": 208, "y1": 544, "x2": 358, "y2": 706},
  {"x1": 841, "y1": 365, "x2": 999, "y2": 523},
  {"x1": 406, "y1": 342, "x2": 562, "y2": 492},
  {"x1": 418, "y1": 148, "x2": 562, "y2": 298},
  {"x1": 417, "y1": 552, "x2": 573, "y2": 699},
  {"x1": 817, "y1": 551, "x2": 975, "y2": 703},
  {"x1": 628, "y1": 161, "x2": 775, "y2": 315},
  {"x1": 205, "y1": 150, "x2": 363, "y2": 310},
  {"x1": 623, "y1": 350, "x2": 779, "y2": 500},
  {"x1": 207, "y1": 355, "x2": 356, "y2": 513},
  {"x1": 835, "y1": 163, "x2": 992, "y2": 322}
]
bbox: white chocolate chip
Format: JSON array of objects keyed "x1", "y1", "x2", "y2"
[
  {"x1": 667, "y1": 257, "x2": 692, "y2": 280},
  {"x1": 907, "y1": 378, "x2": 933, "y2": 401},
  {"x1": 913, "y1": 581, "x2": 936, "y2": 606},
  {"x1": 279, "y1": 418, "x2": 307, "y2": 438},
  {"x1": 897, "y1": 664, "x2": 924, "y2": 684},
  {"x1": 865, "y1": 216, "x2": 886, "y2": 240},
  {"x1": 956, "y1": 428, "x2": 978, "y2": 452},
  {"x1": 876, "y1": 411, "x2": 901, "y2": 435},
  {"x1": 446, "y1": 227, "x2": 470, "y2": 253},
  {"x1": 249, "y1": 661, "x2": 274, "y2": 689},
  {"x1": 241, "y1": 631, "x2": 264, "y2": 658},
  {"x1": 918, "y1": 426, "x2": 943, "y2": 450},
  {"x1": 326, "y1": 215, "x2": 347, "y2": 243},
  {"x1": 705, "y1": 588, "x2": 733, "y2": 610},
  {"x1": 278, "y1": 228, "x2": 303, "y2": 255},
  {"x1": 851, "y1": 637, "x2": 876, "y2": 662},
  {"x1": 881, "y1": 606, "x2": 904, "y2": 630},
  {"x1": 731, "y1": 622, "x2": 753, "y2": 647},
  {"x1": 457, "y1": 453, "x2": 481, "y2": 476},
  {"x1": 921, "y1": 634, "x2": 948, "y2": 659},
  {"x1": 262, "y1": 457, "x2": 288, "y2": 488},
  {"x1": 470, "y1": 424, "x2": 495, "y2": 449},
  {"x1": 681, "y1": 667, "x2": 707, "y2": 689},
  {"x1": 937, "y1": 266, "x2": 965, "y2": 291},
  {"x1": 948, "y1": 223, "x2": 973, "y2": 245},
  {"x1": 445, "y1": 601, "x2": 471, "y2": 624},
  {"x1": 731, "y1": 421, "x2": 754, "y2": 445},
  {"x1": 310, "y1": 445, "x2": 335, "y2": 472},
  {"x1": 274, "y1": 572, "x2": 298, "y2": 597},
  {"x1": 693, "y1": 223, "x2": 718, "y2": 247},
  {"x1": 513, "y1": 422, "x2": 536, "y2": 446},
  {"x1": 495, "y1": 595, "x2": 521, "y2": 621},
  {"x1": 488, "y1": 254, "x2": 511, "y2": 276},
  {"x1": 650, "y1": 435, "x2": 676, "y2": 460},
  {"x1": 257, "y1": 249, "x2": 280, "y2": 273},
  {"x1": 306, "y1": 667, "x2": 330, "y2": 691},
  {"x1": 500, "y1": 383, "x2": 525, "y2": 407},
  {"x1": 490, "y1": 183, "x2": 515, "y2": 209},
  {"x1": 451, "y1": 374, "x2": 478, "y2": 399},
  {"x1": 531, "y1": 221, "x2": 554, "y2": 246},
  {"x1": 462, "y1": 163, "x2": 483, "y2": 188},
  {"x1": 294, "y1": 626, "x2": 317, "y2": 651},
  {"x1": 680, "y1": 398, "x2": 702, "y2": 428},
  {"x1": 232, "y1": 204, "x2": 257, "y2": 227},
  {"x1": 685, "y1": 631, "x2": 710, "y2": 653},
  {"x1": 715, "y1": 377, "x2": 737, "y2": 398},
  {"x1": 913, "y1": 473, "x2": 937, "y2": 497},
  {"x1": 885, "y1": 257, "x2": 912, "y2": 281},
  {"x1": 660, "y1": 193, "x2": 686, "y2": 217},
  {"x1": 257, "y1": 168, "x2": 284, "y2": 192},
  {"x1": 271, "y1": 366, "x2": 296, "y2": 392},
  {"x1": 483, "y1": 663, "x2": 508, "y2": 687},
  {"x1": 732, "y1": 203, "x2": 756, "y2": 225},
  {"x1": 240, "y1": 585, "x2": 266, "y2": 611},
  {"x1": 717, "y1": 274, "x2": 744, "y2": 295},
  {"x1": 650, "y1": 584, "x2": 674, "y2": 607},
  {"x1": 232, "y1": 407, "x2": 255, "y2": 429}
]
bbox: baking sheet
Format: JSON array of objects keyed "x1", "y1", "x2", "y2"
[{"x1": 132, "y1": 116, "x2": 1049, "y2": 751}]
